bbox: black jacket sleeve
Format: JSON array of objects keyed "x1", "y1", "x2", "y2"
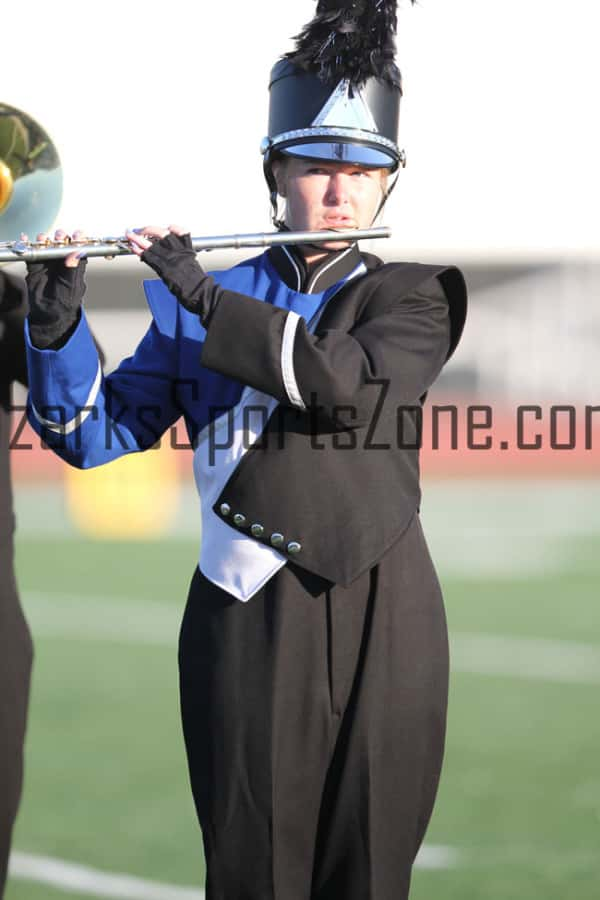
[
  {"x1": 1, "y1": 270, "x2": 106, "y2": 387},
  {"x1": 0, "y1": 271, "x2": 29, "y2": 388},
  {"x1": 200, "y1": 270, "x2": 451, "y2": 429}
]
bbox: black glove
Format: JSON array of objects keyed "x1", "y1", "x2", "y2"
[
  {"x1": 26, "y1": 258, "x2": 87, "y2": 350},
  {"x1": 140, "y1": 232, "x2": 221, "y2": 327}
]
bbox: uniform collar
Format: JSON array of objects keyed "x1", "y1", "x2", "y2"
[{"x1": 268, "y1": 242, "x2": 363, "y2": 294}]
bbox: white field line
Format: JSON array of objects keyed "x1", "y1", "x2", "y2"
[
  {"x1": 21, "y1": 591, "x2": 600, "y2": 685},
  {"x1": 451, "y1": 632, "x2": 600, "y2": 685},
  {"x1": 22, "y1": 591, "x2": 180, "y2": 646},
  {"x1": 9, "y1": 845, "x2": 457, "y2": 898},
  {"x1": 415, "y1": 844, "x2": 461, "y2": 869},
  {"x1": 9, "y1": 852, "x2": 204, "y2": 899}
]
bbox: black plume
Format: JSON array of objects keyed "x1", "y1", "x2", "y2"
[{"x1": 286, "y1": 0, "x2": 414, "y2": 88}]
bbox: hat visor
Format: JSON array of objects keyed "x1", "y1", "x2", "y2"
[{"x1": 280, "y1": 141, "x2": 395, "y2": 169}]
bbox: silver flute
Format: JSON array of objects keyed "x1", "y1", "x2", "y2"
[{"x1": 0, "y1": 226, "x2": 391, "y2": 263}]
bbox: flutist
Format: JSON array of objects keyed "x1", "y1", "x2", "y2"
[{"x1": 23, "y1": 2, "x2": 467, "y2": 898}]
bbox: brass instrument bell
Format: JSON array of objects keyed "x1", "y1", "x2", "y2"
[{"x1": 0, "y1": 103, "x2": 62, "y2": 241}]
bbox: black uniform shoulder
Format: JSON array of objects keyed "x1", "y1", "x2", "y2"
[
  {"x1": 360, "y1": 251, "x2": 385, "y2": 272},
  {"x1": 357, "y1": 256, "x2": 468, "y2": 361}
]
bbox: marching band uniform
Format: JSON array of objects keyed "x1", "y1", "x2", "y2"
[
  {"x1": 23, "y1": 2, "x2": 467, "y2": 897},
  {"x1": 0, "y1": 272, "x2": 33, "y2": 897}
]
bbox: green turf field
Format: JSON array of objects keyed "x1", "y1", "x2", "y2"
[{"x1": 6, "y1": 480, "x2": 600, "y2": 900}]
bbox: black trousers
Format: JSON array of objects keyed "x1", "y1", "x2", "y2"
[
  {"x1": 178, "y1": 514, "x2": 448, "y2": 900},
  {"x1": 0, "y1": 542, "x2": 33, "y2": 898}
]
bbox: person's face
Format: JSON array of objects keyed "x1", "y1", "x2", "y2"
[{"x1": 274, "y1": 157, "x2": 387, "y2": 247}]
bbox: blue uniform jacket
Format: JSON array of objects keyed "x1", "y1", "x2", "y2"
[
  {"x1": 24, "y1": 252, "x2": 361, "y2": 466},
  {"x1": 24, "y1": 250, "x2": 467, "y2": 586}
]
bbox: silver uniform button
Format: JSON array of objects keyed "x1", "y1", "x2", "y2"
[
  {"x1": 287, "y1": 542, "x2": 302, "y2": 555},
  {"x1": 220, "y1": 503, "x2": 231, "y2": 516},
  {"x1": 270, "y1": 533, "x2": 285, "y2": 548},
  {"x1": 251, "y1": 524, "x2": 264, "y2": 538},
  {"x1": 233, "y1": 513, "x2": 247, "y2": 527}
]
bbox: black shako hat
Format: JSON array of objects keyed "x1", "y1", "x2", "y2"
[{"x1": 261, "y1": 0, "x2": 414, "y2": 211}]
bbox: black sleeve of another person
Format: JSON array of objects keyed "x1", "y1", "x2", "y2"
[
  {"x1": 0, "y1": 270, "x2": 105, "y2": 388},
  {"x1": 0, "y1": 272, "x2": 29, "y2": 388}
]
